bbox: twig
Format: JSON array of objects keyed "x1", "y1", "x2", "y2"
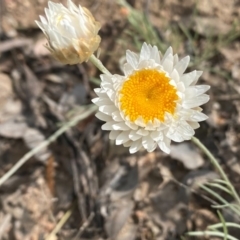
[
  {"x1": 74, "y1": 212, "x2": 95, "y2": 239},
  {"x1": 0, "y1": 38, "x2": 33, "y2": 53},
  {"x1": 0, "y1": 105, "x2": 98, "y2": 187},
  {"x1": 45, "y1": 204, "x2": 75, "y2": 240}
]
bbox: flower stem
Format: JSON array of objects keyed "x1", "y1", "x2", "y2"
[
  {"x1": 89, "y1": 54, "x2": 111, "y2": 75},
  {"x1": 186, "y1": 231, "x2": 238, "y2": 240},
  {"x1": 191, "y1": 136, "x2": 240, "y2": 206}
]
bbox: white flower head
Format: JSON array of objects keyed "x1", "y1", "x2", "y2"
[
  {"x1": 36, "y1": 0, "x2": 101, "y2": 64},
  {"x1": 93, "y1": 43, "x2": 210, "y2": 154}
]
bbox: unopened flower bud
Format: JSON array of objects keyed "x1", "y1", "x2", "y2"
[{"x1": 36, "y1": 0, "x2": 101, "y2": 64}]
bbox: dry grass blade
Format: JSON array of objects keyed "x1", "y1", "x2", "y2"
[
  {"x1": 0, "y1": 105, "x2": 98, "y2": 187},
  {"x1": 45, "y1": 204, "x2": 75, "y2": 240}
]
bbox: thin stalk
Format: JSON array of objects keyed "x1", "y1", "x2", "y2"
[
  {"x1": 0, "y1": 105, "x2": 98, "y2": 187},
  {"x1": 186, "y1": 231, "x2": 238, "y2": 240},
  {"x1": 217, "y1": 210, "x2": 227, "y2": 240},
  {"x1": 45, "y1": 204, "x2": 75, "y2": 240},
  {"x1": 200, "y1": 185, "x2": 240, "y2": 216},
  {"x1": 89, "y1": 54, "x2": 111, "y2": 75},
  {"x1": 208, "y1": 222, "x2": 240, "y2": 230},
  {"x1": 191, "y1": 136, "x2": 240, "y2": 206}
]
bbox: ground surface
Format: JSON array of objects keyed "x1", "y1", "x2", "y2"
[{"x1": 1, "y1": 0, "x2": 240, "y2": 239}]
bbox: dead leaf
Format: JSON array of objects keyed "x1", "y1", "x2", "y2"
[
  {"x1": 149, "y1": 181, "x2": 188, "y2": 238},
  {"x1": 23, "y1": 128, "x2": 51, "y2": 161},
  {"x1": 0, "y1": 38, "x2": 32, "y2": 53},
  {"x1": 105, "y1": 199, "x2": 135, "y2": 240},
  {"x1": 0, "y1": 99, "x2": 22, "y2": 122},
  {"x1": 0, "y1": 73, "x2": 13, "y2": 108},
  {"x1": 0, "y1": 115, "x2": 28, "y2": 138},
  {"x1": 188, "y1": 209, "x2": 218, "y2": 231},
  {"x1": 0, "y1": 213, "x2": 12, "y2": 239},
  {"x1": 100, "y1": 157, "x2": 138, "y2": 201},
  {"x1": 170, "y1": 143, "x2": 204, "y2": 169}
]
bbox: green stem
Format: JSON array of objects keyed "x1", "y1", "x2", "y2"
[
  {"x1": 191, "y1": 136, "x2": 240, "y2": 206},
  {"x1": 209, "y1": 222, "x2": 240, "y2": 230},
  {"x1": 186, "y1": 231, "x2": 238, "y2": 240},
  {"x1": 89, "y1": 54, "x2": 111, "y2": 75}
]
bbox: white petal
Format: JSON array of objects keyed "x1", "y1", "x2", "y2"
[
  {"x1": 158, "y1": 137, "x2": 171, "y2": 154},
  {"x1": 102, "y1": 121, "x2": 116, "y2": 130},
  {"x1": 94, "y1": 88, "x2": 106, "y2": 97},
  {"x1": 179, "y1": 109, "x2": 208, "y2": 122},
  {"x1": 170, "y1": 69, "x2": 180, "y2": 83},
  {"x1": 125, "y1": 121, "x2": 138, "y2": 130},
  {"x1": 188, "y1": 111, "x2": 208, "y2": 122},
  {"x1": 150, "y1": 45, "x2": 160, "y2": 64},
  {"x1": 116, "y1": 131, "x2": 131, "y2": 145},
  {"x1": 183, "y1": 94, "x2": 210, "y2": 109},
  {"x1": 124, "y1": 140, "x2": 132, "y2": 147},
  {"x1": 162, "y1": 54, "x2": 173, "y2": 73},
  {"x1": 129, "y1": 130, "x2": 142, "y2": 141},
  {"x1": 140, "y1": 42, "x2": 151, "y2": 61},
  {"x1": 191, "y1": 71, "x2": 203, "y2": 85},
  {"x1": 36, "y1": 20, "x2": 46, "y2": 32},
  {"x1": 109, "y1": 130, "x2": 121, "y2": 140},
  {"x1": 150, "y1": 131, "x2": 163, "y2": 142},
  {"x1": 129, "y1": 140, "x2": 142, "y2": 153},
  {"x1": 185, "y1": 85, "x2": 210, "y2": 98},
  {"x1": 153, "y1": 118, "x2": 163, "y2": 128},
  {"x1": 112, "y1": 122, "x2": 130, "y2": 131},
  {"x1": 147, "y1": 142, "x2": 157, "y2": 152},
  {"x1": 135, "y1": 117, "x2": 146, "y2": 127},
  {"x1": 96, "y1": 112, "x2": 112, "y2": 121},
  {"x1": 167, "y1": 121, "x2": 194, "y2": 142},
  {"x1": 101, "y1": 74, "x2": 112, "y2": 83},
  {"x1": 123, "y1": 63, "x2": 134, "y2": 76},
  {"x1": 177, "y1": 121, "x2": 194, "y2": 137},
  {"x1": 181, "y1": 70, "x2": 196, "y2": 87},
  {"x1": 137, "y1": 129, "x2": 149, "y2": 136},
  {"x1": 174, "y1": 56, "x2": 190, "y2": 75},
  {"x1": 99, "y1": 105, "x2": 117, "y2": 115},
  {"x1": 176, "y1": 82, "x2": 185, "y2": 92},
  {"x1": 142, "y1": 135, "x2": 156, "y2": 152},
  {"x1": 92, "y1": 98, "x2": 112, "y2": 106},
  {"x1": 162, "y1": 46, "x2": 173, "y2": 63},
  {"x1": 103, "y1": 121, "x2": 130, "y2": 131},
  {"x1": 187, "y1": 121, "x2": 200, "y2": 129},
  {"x1": 173, "y1": 54, "x2": 179, "y2": 66},
  {"x1": 112, "y1": 111, "x2": 123, "y2": 122},
  {"x1": 145, "y1": 121, "x2": 156, "y2": 131},
  {"x1": 138, "y1": 59, "x2": 156, "y2": 69},
  {"x1": 126, "y1": 50, "x2": 139, "y2": 69},
  {"x1": 167, "y1": 129, "x2": 184, "y2": 142},
  {"x1": 106, "y1": 90, "x2": 116, "y2": 101}
]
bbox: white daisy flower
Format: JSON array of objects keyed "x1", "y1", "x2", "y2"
[
  {"x1": 36, "y1": 0, "x2": 101, "y2": 64},
  {"x1": 93, "y1": 43, "x2": 210, "y2": 154}
]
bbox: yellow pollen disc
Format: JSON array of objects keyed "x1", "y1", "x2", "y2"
[{"x1": 119, "y1": 69, "x2": 179, "y2": 123}]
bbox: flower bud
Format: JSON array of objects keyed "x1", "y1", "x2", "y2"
[{"x1": 36, "y1": 0, "x2": 101, "y2": 64}]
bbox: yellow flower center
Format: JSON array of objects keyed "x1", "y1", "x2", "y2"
[{"x1": 119, "y1": 69, "x2": 178, "y2": 123}]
